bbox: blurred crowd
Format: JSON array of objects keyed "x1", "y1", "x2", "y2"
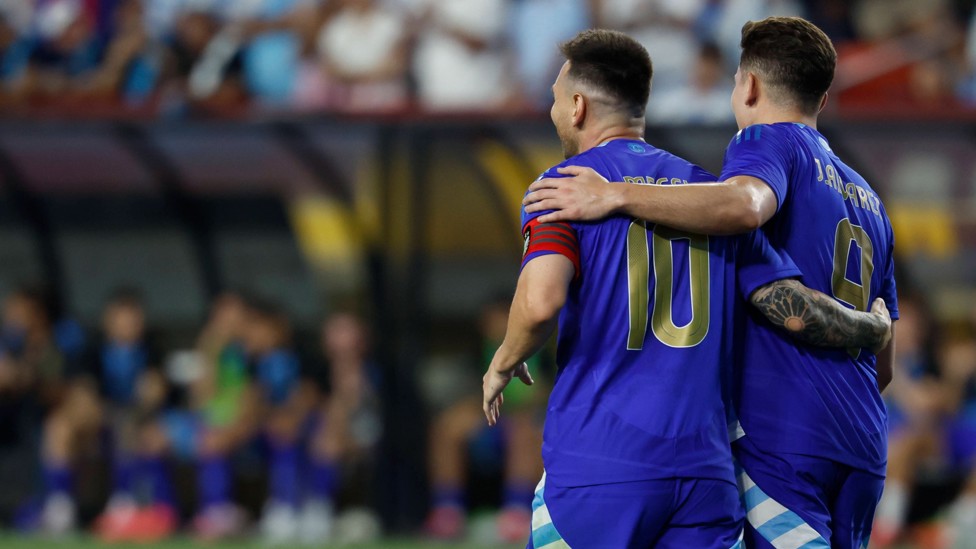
[
  {"x1": 0, "y1": 280, "x2": 555, "y2": 544},
  {"x1": 0, "y1": 0, "x2": 975, "y2": 121},
  {"x1": 870, "y1": 287, "x2": 976, "y2": 548},
  {"x1": 0, "y1": 285, "x2": 385, "y2": 544}
]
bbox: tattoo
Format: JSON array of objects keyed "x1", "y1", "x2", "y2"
[{"x1": 750, "y1": 279, "x2": 886, "y2": 350}]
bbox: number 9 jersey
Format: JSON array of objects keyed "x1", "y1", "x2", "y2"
[
  {"x1": 520, "y1": 139, "x2": 801, "y2": 489},
  {"x1": 721, "y1": 123, "x2": 899, "y2": 475}
]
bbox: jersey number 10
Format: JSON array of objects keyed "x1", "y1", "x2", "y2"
[{"x1": 626, "y1": 221, "x2": 710, "y2": 350}]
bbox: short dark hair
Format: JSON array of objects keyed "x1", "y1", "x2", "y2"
[
  {"x1": 740, "y1": 17, "x2": 837, "y2": 115},
  {"x1": 559, "y1": 29, "x2": 652, "y2": 118}
]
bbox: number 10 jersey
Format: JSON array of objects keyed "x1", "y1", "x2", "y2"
[{"x1": 520, "y1": 138, "x2": 801, "y2": 488}]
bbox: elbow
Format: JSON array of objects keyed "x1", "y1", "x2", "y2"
[
  {"x1": 520, "y1": 288, "x2": 566, "y2": 327},
  {"x1": 724, "y1": 179, "x2": 773, "y2": 233},
  {"x1": 728, "y1": 195, "x2": 766, "y2": 232}
]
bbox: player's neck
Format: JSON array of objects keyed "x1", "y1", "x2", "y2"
[
  {"x1": 749, "y1": 106, "x2": 819, "y2": 129},
  {"x1": 578, "y1": 124, "x2": 644, "y2": 154}
]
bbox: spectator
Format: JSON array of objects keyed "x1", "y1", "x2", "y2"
[
  {"x1": 188, "y1": 291, "x2": 254, "y2": 540},
  {"x1": 592, "y1": 0, "x2": 706, "y2": 92},
  {"x1": 26, "y1": 0, "x2": 103, "y2": 101},
  {"x1": 240, "y1": 297, "x2": 318, "y2": 544},
  {"x1": 712, "y1": 0, "x2": 804, "y2": 71},
  {"x1": 304, "y1": 312, "x2": 383, "y2": 543},
  {"x1": 934, "y1": 327, "x2": 976, "y2": 545},
  {"x1": 84, "y1": 0, "x2": 158, "y2": 105},
  {"x1": 872, "y1": 294, "x2": 944, "y2": 547},
  {"x1": 159, "y1": 7, "x2": 246, "y2": 114},
  {"x1": 1, "y1": 286, "x2": 72, "y2": 535},
  {"x1": 409, "y1": 0, "x2": 514, "y2": 111},
  {"x1": 223, "y1": 0, "x2": 320, "y2": 108},
  {"x1": 647, "y1": 41, "x2": 734, "y2": 125},
  {"x1": 40, "y1": 288, "x2": 176, "y2": 542},
  {"x1": 424, "y1": 297, "x2": 546, "y2": 543},
  {"x1": 509, "y1": 0, "x2": 589, "y2": 109},
  {"x1": 0, "y1": 1, "x2": 34, "y2": 108},
  {"x1": 0, "y1": 286, "x2": 66, "y2": 409},
  {"x1": 309, "y1": 0, "x2": 409, "y2": 112}
]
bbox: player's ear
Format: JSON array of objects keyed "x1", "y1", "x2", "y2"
[
  {"x1": 817, "y1": 93, "x2": 828, "y2": 113},
  {"x1": 572, "y1": 92, "x2": 586, "y2": 128},
  {"x1": 745, "y1": 72, "x2": 760, "y2": 107},
  {"x1": 573, "y1": 93, "x2": 587, "y2": 128}
]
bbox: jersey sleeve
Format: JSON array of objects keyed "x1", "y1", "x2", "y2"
[
  {"x1": 720, "y1": 124, "x2": 792, "y2": 213},
  {"x1": 521, "y1": 218, "x2": 580, "y2": 277},
  {"x1": 734, "y1": 229, "x2": 803, "y2": 299},
  {"x1": 519, "y1": 164, "x2": 586, "y2": 278},
  {"x1": 877, "y1": 222, "x2": 899, "y2": 320}
]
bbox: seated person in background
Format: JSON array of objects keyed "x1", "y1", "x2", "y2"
[
  {"x1": 66, "y1": 288, "x2": 174, "y2": 542},
  {"x1": 872, "y1": 294, "x2": 945, "y2": 547},
  {"x1": 936, "y1": 328, "x2": 976, "y2": 545},
  {"x1": 240, "y1": 298, "x2": 318, "y2": 544},
  {"x1": 425, "y1": 297, "x2": 547, "y2": 543},
  {"x1": 2, "y1": 286, "x2": 69, "y2": 533},
  {"x1": 189, "y1": 291, "x2": 255, "y2": 540},
  {"x1": 304, "y1": 312, "x2": 383, "y2": 543}
]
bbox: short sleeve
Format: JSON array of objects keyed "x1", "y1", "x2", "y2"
[
  {"x1": 877, "y1": 223, "x2": 899, "y2": 320},
  {"x1": 720, "y1": 125, "x2": 792, "y2": 213},
  {"x1": 519, "y1": 164, "x2": 583, "y2": 277},
  {"x1": 735, "y1": 229, "x2": 803, "y2": 299}
]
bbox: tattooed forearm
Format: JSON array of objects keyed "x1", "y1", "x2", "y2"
[{"x1": 750, "y1": 279, "x2": 889, "y2": 350}]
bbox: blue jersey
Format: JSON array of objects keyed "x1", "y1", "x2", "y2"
[
  {"x1": 522, "y1": 139, "x2": 800, "y2": 487},
  {"x1": 722, "y1": 123, "x2": 899, "y2": 473},
  {"x1": 249, "y1": 349, "x2": 301, "y2": 406}
]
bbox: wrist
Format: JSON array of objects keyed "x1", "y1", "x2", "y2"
[
  {"x1": 489, "y1": 346, "x2": 519, "y2": 375},
  {"x1": 608, "y1": 183, "x2": 628, "y2": 215}
]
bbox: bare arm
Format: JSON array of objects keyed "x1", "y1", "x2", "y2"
[
  {"x1": 523, "y1": 166, "x2": 777, "y2": 235},
  {"x1": 483, "y1": 254, "x2": 574, "y2": 425},
  {"x1": 749, "y1": 279, "x2": 892, "y2": 353}
]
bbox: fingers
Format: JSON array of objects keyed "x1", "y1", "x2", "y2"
[
  {"x1": 556, "y1": 165, "x2": 587, "y2": 176},
  {"x1": 482, "y1": 381, "x2": 505, "y2": 426},
  {"x1": 523, "y1": 188, "x2": 559, "y2": 206},
  {"x1": 527, "y1": 178, "x2": 565, "y2": 194},
  {"x1": 516, "y1": 363, "x2": 534, "y2": 386}
]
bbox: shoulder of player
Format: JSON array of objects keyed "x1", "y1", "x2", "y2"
[{"x1": 642, "y1": 146, "x2": 715, "y2": 182}]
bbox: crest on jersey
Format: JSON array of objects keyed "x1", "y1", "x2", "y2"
[{"x1": 523, "y1": 227, "x2": 531, "y2": 257}]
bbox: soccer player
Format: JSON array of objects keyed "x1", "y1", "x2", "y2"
[
  {"x1": 521, "y1": 17, "x2": 898, "y2": 549},
  {"x1": 75, "y1": 289, "x2": 175, "y2": 542},
  {"x1": 483, "y1": 28, "x2": 891, "y2": 548},
  {"x1": 241, "y1": 298, "x2": 318, "y2": 544},
  {"x1": 190, "y1": 292, "x2": 253, "y2": 540}
]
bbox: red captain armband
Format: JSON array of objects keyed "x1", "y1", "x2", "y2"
[{"x1": 521, "y1": 218, "x2": 580, "y2": 278}]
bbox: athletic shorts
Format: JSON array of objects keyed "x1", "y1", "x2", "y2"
[
  {"x1": 734, "y1": 434, "x2": 885, "y2": 549},
  {"x1": 526, "y1": 471, "x2": 743, "y2": 549}
]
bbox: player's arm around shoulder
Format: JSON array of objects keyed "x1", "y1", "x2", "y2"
[
  {"x1": 749, "y1": 279, "x2": 892, "y2": 354},
  {"x1": 523, "y1": 167, "x2": 776, "y2": 235}
]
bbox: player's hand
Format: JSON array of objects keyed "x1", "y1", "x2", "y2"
[
  {"x1": 869, "y1": 298, "x2": 892, "y2": 355},
  {"x1": 483, "y1": 362, "x2": 534, "y2": 426},
  {"x1": 523, "y1": 166, "x2": 616, "y2": 223}
]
